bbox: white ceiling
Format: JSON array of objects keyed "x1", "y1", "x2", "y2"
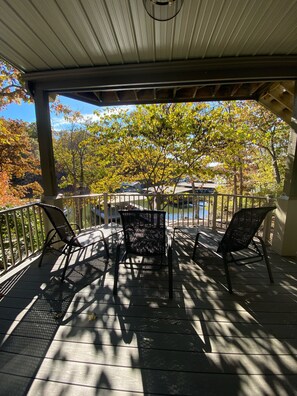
[
  {"x1": 1, "y1": 0, "x2": 297, "y2": 72},
  {"x1": 0, "y1": 0, "x2": 296, "y2": 123}
]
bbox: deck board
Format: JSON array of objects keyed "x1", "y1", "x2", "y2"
[{"x1": 0, "y1": 230, "x2": 296, "y2": 395}]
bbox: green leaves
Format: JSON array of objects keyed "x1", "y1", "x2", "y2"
[
  {"x1": 0, "y1": 61, "x2": 31, "y2": 110},
  {"x1": 51, "y1": 101, "x2": 290, "y2": 197}
]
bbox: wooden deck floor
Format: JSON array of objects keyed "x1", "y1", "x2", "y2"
[{"x1": 0, "y1": 230, "x2": 296, "y2": 395}]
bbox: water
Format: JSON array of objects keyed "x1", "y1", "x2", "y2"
[
  {"x1": 166, "y1": 202, "x2": 208, "y2": 221},
  {"x1": 92, "y1": 198, "x2": 209, "y2": 223}
]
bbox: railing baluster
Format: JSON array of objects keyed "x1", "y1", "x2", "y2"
[
  {"x1": 31, "y1": 205, "x2": 40, "y2": 251},
  {"x1": 13, "y1": 211, "x2": 22, "y2": 262},
  {"x1": 103, "y1": 193, "x2": 108, "y2": 226},
  {"x1": 191, "y1": 195, "x2": 194, "y2": 227},
  {"x1": 4, "y1": 213, "x2": 14, "y2": 267},
  {"x1": 20, "y1": 208, "x2": 29, "y2": 257},
  {"x1": 0, "y1": 203, "x2": 46, "y2": 274},
  {"x1": 36, "y1": 205, "x2": 45, "y2": 245},
  {"x1": 212, "y1": 192, "x2": 217, "y2": 231},
  {"x1": 0, "y1": 219, "x2": 8, "y2": 271},
  {"x1": 26, "y1": 207, "x2": 34, "y2": 254}
]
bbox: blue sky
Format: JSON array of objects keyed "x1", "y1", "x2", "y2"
[
  {"x1": 1, "y1": 95, "x2": 133, "y2": 130},
  {"x1": 0, "y1": 95, "x2": 105, "y2": 127}
]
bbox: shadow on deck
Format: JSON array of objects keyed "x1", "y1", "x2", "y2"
[{"x1": 0, "y1": 230, "x2": 296, "y2": 395}]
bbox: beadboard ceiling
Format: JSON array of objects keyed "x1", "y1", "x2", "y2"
[{"x1": 0, "y1": 0, "x2": 296, "y2": 123}]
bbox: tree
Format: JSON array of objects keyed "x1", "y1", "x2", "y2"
[
  {"x1": 52, "y1": 101, "x2": 289, "y2": 199},
  {"x1": 0, "y1": 61, "x2": 31, "y2": 110},
  {"x1": 208, "y1": 102, "x2": 251, "y2": 195},
  {"x1": 85, "y1": 107, "x2": 131, "y2": 193},
  {"x1": 87, "y1": 103, "x2": 215, "y2": 195},
  {"x1": 125, "y1": 103, "x2": 215, "y2": 193},
  {"x1": 54, "y1": 128, "x2": 91, "y2": 194},
  {"x1": 208, "y1": 101, "x2": 290, "y2": 196},
  {"x1": 245, "y1": 101, "x2": 289, "y2": 191},
  {"x1": 0, "y1": 118, "x2": 42, "y2": 206},
  {"x1": 53, "y1": 110, "x2": 94, "y2": 194},
  {"x1": 0, "y1": 61, "x2": 43, "y2": 207}
]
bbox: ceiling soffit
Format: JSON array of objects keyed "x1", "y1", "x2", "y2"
[{"x1": 24, "y1": 56, "x2": 297, "y2": 125}]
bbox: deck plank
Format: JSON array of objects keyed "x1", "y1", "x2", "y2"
[{"x1": 0, "y1": 230, "x2": 297, "y2": 395}]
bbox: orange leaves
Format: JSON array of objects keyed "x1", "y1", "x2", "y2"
[
  {"x1": 0, "y1": 172, "x2": 22, "y2": 208},
  {"x1": 0, "y1": 118, "x2": 42, "y2": 205},
  {"x1": 0, "y1": 61, "x2": 31, "y2": 110}
]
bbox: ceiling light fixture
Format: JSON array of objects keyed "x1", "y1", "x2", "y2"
[{"x1": 143, "y1": 0, "x2": 184, "y2": 22}]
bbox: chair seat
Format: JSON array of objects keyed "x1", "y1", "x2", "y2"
[
  {"x1": 113, "y1": 210, "x2": 173, "y2": 298},
  {"x1": 191, "y1": 206, "x2": 276, "y2": 293},
  {"x1": 73, "y1": 229, "x2": 107, "y2": 247},
  {"x1": 74, "y1": 224, "x2": 123, "y2": 247},
  {"x1": 125, "y1": 228, "x2": 166, "y2": 255},
  {"x1": 37, "y1": 203, "x2": 114, "y2": 281}
]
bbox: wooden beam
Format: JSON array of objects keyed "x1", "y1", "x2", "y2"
[
  {"x1": 25, "y1": 56, "x2": 297, "y2": 93},
  {"x1": 231, "y1": 84, "x2": 242, "y2": 97},
  {"x1": 268, "y1": 83, "x2": 293, "y2": 110},
  {"x1": 212, "y1": 85, "x2": 221, "y2": 97},
  {"x1": 281, "y1": 81, "x2": 295, "y2": 95}
]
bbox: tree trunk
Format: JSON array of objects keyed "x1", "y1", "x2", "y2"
[
  {"x1": 79, "y1": 154, "x2": 84, "y2": 193},
  {"x1": 233, "y1": 165, "x2": 237, "y2": 195},
  {"x1": 72, "y1": 152, "x2": 78, "y2": 193},
  {"x1": 191, "y1": 179, "x2": 195, "y2": 194},
  {"x1": 239, "y1": 164, "x2": 244, "y2": 195},
  {"x1": 272, "y1": 154, "x2": 281, "y2": 184}
]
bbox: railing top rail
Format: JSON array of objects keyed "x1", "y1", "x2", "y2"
[
  {"x1": 0, "y1": 201, "x2": 39, "y2": 215},
  {"x1": 107, "y1": 192, "x2": 212, "y2": 196},
  {"x1": 65, "y1": 192, "x2": 271, "y2": 198},
  {"x1": 64, "y1": 193, "x2": 103, "y2": 199},
  {"x1": 0, "y1": 192, "x2": 275, "y2": 215},
  {"x1": 217, "y1": 193, "x2": 270, "y2": 200}
]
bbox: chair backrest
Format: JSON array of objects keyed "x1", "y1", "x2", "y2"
[
  {"x1": 217, "y1": 206, "x2": 276, "y2": 253},
  {"x1": 37, "y1": 203, "x2": 76, "y2": 243},
  {"x1": 119, "y1": 210, "x2": 166, "y2": 256}
]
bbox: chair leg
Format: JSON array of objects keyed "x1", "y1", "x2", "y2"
[
  {"x1": 168, "y1": 245, "x2": 173, "y2": 299},
  {"x1": 258, "y1": 237, "x2": 274, "y2": 283},
  {"x1": 222, "y1": 253, "x2": 233, "y2": 293},
  {"x1": 192, "y1": 232, "x2": 200, "y2": 259},
  {"x1": 61, "y1": 247, "x2": 72, "y2": 282},
  {"x1": 102, "y1": 237, "x2": 109, "y2": 261},
  {"x1": 113, "y1": 244, "x2": 121, "y2": 296},
  {"x1": 39, "y1": 229, "x2": 56, "y2": 267}
]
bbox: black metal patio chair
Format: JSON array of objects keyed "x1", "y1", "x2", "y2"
[
  {"x1": 192, "y1": 206, "x2": 276, "y2": 293},
  {"x1": 37, "y1": 203, "x2": 109, "y2": 281},
  {"x1": 113, "y1": 210, "x2": 173, "y2": 298}
]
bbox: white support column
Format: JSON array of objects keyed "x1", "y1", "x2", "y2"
[{"x1": 272, "y1": 81, "x2": 297, "y2": 256}]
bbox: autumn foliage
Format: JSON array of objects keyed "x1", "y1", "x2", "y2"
[{"x1": 0, "y1": 118, "x2": 42, "y2": 207}]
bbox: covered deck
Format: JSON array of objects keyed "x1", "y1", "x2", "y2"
[
  {"x1": 0, "y1": 230, "x2": 296, "y2": 395},
  {"x1": 1, "y1": 2, "x2": 297, "y2": 394}
]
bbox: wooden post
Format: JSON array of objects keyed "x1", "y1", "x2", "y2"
[
  {"x1": 103, "y1": 193, "x2": 109, "y2": 225},
  {"x1": 34, "y1": 89, "x2": 58, "y2": 198},
  {"x1": 212, "y1": 191, "x2": 218, "y2": 231},
  {"x1": 272, "y1": 80, "x2": 297, "y2": 255},
  {"x1": 34, "y1": 89, "x2": 63, "y2": 240}
]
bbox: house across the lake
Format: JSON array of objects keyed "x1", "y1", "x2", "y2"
[
  {"x1": 147, "y1": 181, "x2": 217, "y2": 195},
  {"x1": 177, "y1": 181, "x2": 217, "y2": 194},
  {"x1": 118, "y1": 182, "x2": 143, "y2": 193}
]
